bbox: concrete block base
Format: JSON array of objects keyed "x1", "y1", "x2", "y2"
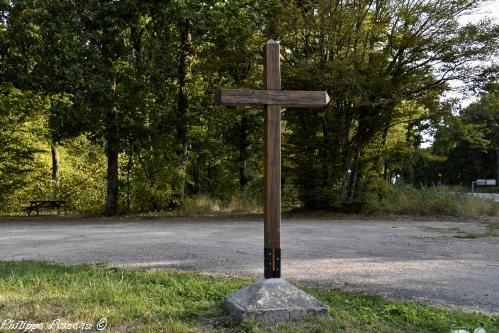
[{"x1": 224, "y1": 278, "x2": 329, "y2": 324}]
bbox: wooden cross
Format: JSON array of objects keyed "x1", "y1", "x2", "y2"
[{"x1": 217, "y1": 40, "x2": 329, "y2": 278}]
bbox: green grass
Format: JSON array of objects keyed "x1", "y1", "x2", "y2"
[
  {"x1": 367, "y1": 185, "x2": 499, "y2": 218},
  {"x1": 421, "y1": 224, "x2": 498, "y2": 239},
  {"x1": 0, "y1": 262, "x2": 497, "y2": 332}
]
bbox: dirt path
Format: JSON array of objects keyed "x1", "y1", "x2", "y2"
[{"x1": 0, "y1": 216, "x2": 497, "y2": 314}]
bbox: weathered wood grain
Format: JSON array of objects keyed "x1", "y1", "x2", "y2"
[
  {"x1": 264, "y1": 39, "x2": 281, "y2": 91},
  {"x1": 264, "y1": 103, "x2": 281, "y2": 250},
  {"x1": 263, "y1": 40, "x2": 281, "y2": 252},
  {"x1": 218, "y1": 89, "x2": 330, "y2": 108}
]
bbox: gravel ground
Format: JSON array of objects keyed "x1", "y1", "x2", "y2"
[{"x1": 0, "y1": 216, "x2": 498, "y2": 314}]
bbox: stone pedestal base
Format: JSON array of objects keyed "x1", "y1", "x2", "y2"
[{"x1": 224, "y1": 278, "x2": 329, "y2": 324}]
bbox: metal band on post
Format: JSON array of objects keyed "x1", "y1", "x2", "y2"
[{"x1": 264, "y1": 248, "x2": 281, "y2": 278}]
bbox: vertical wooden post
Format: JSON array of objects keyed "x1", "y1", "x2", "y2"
[
  {"x1": 263, "y1": 40, "x2": 281, "y2": 278},
  {"x1": 218, "y1": 39, "x2": 329, "y2": 279}
]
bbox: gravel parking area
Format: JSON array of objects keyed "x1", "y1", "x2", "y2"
[{"x1": 0, "y1": 216, "x2": 497, "y2": 314}]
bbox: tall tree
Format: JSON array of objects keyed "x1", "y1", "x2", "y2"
[{"x1": 276, "y1": 0, "x2": 498, "y2": 208}]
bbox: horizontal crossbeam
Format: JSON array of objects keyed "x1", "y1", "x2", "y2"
[{"x1": 217, "y1": 89, "x2": 330, "y2": 108}]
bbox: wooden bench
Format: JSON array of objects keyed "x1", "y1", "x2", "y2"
[{"x1": 26, "y1": 200, "x2": 67, "y2": 216}]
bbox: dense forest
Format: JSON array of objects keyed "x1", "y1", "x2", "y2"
[{"x1": 0, "y1": 0, "x2": 498, "y2": 215}]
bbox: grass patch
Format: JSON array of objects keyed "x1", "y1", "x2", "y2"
[
  {"x1": 367, "y1": 185, "x2": 499, "y2": 218},
  {"x1": 422, "y1": 227, "x2": 462, "y2": 233},
  {"x1": 453, "y1": 232, "x2": 491, "y2": 239},
  {"x1": 421, "y1": 226, "x2": 497, "y2": 239},
  {"x1": 0, "y1": 262, "x2": 497, "y2": 332},
  {"x1": 487, "y1": 222, "x2": 499, "y2": 230}
]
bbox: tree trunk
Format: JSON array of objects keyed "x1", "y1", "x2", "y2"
[
  {"x1": 178, "y1": 146, "x2": 188, "y2": 204},
  {"x1": 403, "y1": 158, "x2": 414, "y2": 185},
  {"x1": 105, "y1": 79, "x2": 119, "y2": 216},
  {"x1": 339, "y1": 106, "x2": 354, "y2": 201},
  {"x1": 51, "y1": 144, "x2": 60, "y2": 187},
  {"x1": 239, "y1": 115, "x2": 251, "y2": 192},
  {"x1": 321, "y1": 111, "x2": 332, "y2": 186},
  {"x1": 340, "y1": 157, "x2": 352, "y2": 201},
  {"x1": 176, "y1": 19, "x2": 192, "y2": 205},
  {"x1": 126, "y1": 143, "x2": 133, "y2": 212},
  {"x1": 496, "y1": 145, "x2": 499, "y2": 183},
  {"x1": 380, "y1": 124, "x2": 390, "y2": 180},
  {"x1": 348, "y1": 148, "x2": 362, "y2": 200},
  {"x1": 197, "y1": 157, "x2": 202, "y2": 194},
  {"x1": 105, "y1": 144, "x2": 119, "y2": 216},
  {"x1": 403, "y1": 122, "x2": 416, "y2": 184}
]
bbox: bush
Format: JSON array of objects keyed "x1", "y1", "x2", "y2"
[{"x1": 183, "y1": 193, "x2": 261, "y2": 215}]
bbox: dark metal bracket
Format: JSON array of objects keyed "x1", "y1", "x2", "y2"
[{"x1": 264, "y1": 248, "x2": 281, "y2": 278}]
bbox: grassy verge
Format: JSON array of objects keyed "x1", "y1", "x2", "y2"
[
  {"x1": 3, "y1": 186, "x2": 498, "y2": 219},
  {"x1": 366, "y1": 185, "x2": 499, "y2": 218},
  {"x1": 182, "y1": 194, "x2": 262, "y2": 215},
  {"x1": 158, "y1": 186, "x2": 499, "y2": 219},
  {"x1": 0, "y1": 262, "x2": 497, "y2": 332}
]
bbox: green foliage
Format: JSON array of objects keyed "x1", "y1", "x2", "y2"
[
  {"x1": 0, "y1": 133, "x2": 107, "y2": 214},
  {"x1": 55, "y1": 137, "x2": 107, "y2": 212},
  {"x1": 432, "y1": 83, "x2": 499, "y2": 186},
  {"x1": 125, "y1": 136, "x2": 180, "y2": 212},
  {"x1": 0, "y1": 261, "x2": 497, "y2": 332},
  {"x1": 279, "y1": 0, "x2": 498, "y2": 207},
  {"x1": 0, "y1": 85, "x2": 49, "y2": 211},
  {"x1": 0, "y1": 1, "x2": 498, "y2": 214}
]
